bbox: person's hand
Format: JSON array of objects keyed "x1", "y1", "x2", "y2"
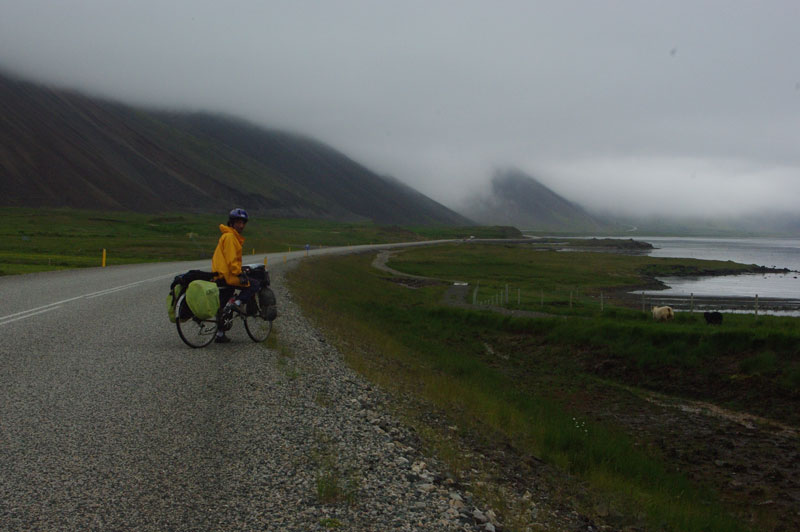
[{"x1": 238, "y1": 273, "x2": 248, "y2": 285}]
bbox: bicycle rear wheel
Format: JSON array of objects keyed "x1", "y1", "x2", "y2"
[{"x1": 176, "y1": 294, "x2": 218, "y2": 348}]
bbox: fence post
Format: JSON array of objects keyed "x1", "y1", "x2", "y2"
[
  {"x1": 641, "y1": 291, "x2": 645, "y2": 313},
  {"x1": 755, "y1": 294, "x2": 759, "y2": 316},
  {"x1": 690, "y1": 293, "x2": 694, "y2": 313}
]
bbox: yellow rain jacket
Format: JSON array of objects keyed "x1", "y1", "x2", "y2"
[{"x1": 212, "y1": 224, "x2": 248, "y2": 287}]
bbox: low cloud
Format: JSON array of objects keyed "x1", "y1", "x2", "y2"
[
  {"x1": 1, "y1": 0, "x2": 799, "y2": 218},
  {"x1": 538, "y1": 157, "x2": 800, "y2": 218}
]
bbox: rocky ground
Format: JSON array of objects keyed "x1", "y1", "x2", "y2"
[{"x1": 580, "y1": 358, "x2": 800, "y2": 531}]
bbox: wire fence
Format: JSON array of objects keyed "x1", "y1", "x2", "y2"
[{"x1": 469, "y1": 283, "x2": 800, "y2": 316}]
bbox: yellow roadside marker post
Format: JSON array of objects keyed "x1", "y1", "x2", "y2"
[{"x1": 102, "y1": 248, "x2": 107, "y2": 267}]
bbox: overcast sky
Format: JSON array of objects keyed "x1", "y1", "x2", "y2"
[{"x1": 1, "y1": 0, "x2": 799, "y2": 218}]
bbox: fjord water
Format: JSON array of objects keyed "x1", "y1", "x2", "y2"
[
  {"x1": 643, "y1": 237, "x2": 800, "y2": 272},
  {"x1": 636, "y1": 237, "x2": 800, "y2": 313}
]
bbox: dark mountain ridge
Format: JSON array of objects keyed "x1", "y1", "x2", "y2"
[{"x1": 0, "y1": 71, "x2": 470, "y2": 225}]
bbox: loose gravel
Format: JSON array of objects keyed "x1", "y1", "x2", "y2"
[{"x1": 250, "y1": 264, "x2": 495, "y2": 531}]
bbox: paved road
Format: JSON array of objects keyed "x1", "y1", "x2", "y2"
[
  {"x1": 1, "y1": 256, "x2": 258, "y2": 530},
  {"x1": 0, "y1": 240, "x2": 474, "y2": 531}
]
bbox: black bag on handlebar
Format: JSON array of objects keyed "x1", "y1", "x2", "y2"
[{"x1": 242, "y1": 265, "x2": 270, "y2": 285}]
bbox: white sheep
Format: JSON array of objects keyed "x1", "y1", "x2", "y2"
[{"x1": 652, "y1": 305, "x2": 675, "y2": 321}]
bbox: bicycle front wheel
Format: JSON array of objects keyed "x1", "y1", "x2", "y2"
[
  {"x1": 175, "y1": 294, "x2": 218, "y2": 348},
  {"x1": 244, "y1": 313, "x2": 272, "y2": 342}
]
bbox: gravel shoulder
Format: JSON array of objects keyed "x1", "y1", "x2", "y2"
[{"x1": 257, "y1": 263, "x2": 498, "y2": 531}]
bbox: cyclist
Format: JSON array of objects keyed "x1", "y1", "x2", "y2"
[{"x1": 212, "y1": 208, "x2": 260, "y2": 343}]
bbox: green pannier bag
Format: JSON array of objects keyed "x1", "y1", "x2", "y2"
[
  {"x1": 167, "y1": 270, "x2": 217, "y2": 323},
  {"x1": 185, "y1": 280, "x2": 220, "y2": 320},
  {"x1": 166, "y1": 283, "x2": 184, "y2": 323}
]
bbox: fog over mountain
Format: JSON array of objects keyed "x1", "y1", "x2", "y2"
[
  {"x1": 461, "y1": 169, "x2": 610, "y2": 232},
  {"x1": 1, "y1": 1, "x2": 799, "y2": 222}
]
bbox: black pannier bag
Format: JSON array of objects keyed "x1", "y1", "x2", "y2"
[
  {"x1": 242, "y1": 265, "x2": 278, "y2": 321},
  {"x1": 252, "y1": 286, "x2": 278, "y2": 321}
]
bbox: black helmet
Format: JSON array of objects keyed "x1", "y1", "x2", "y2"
[{"x1": 228, "y1": 208, "x2": 248, "y2": 224}]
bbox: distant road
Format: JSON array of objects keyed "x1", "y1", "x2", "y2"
[{"x1": 0, "y1": 240, "x2": 460, "y2": 327}]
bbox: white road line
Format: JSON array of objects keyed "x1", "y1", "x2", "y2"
[
  {"x1": 0, "y1": 296, "x2": 85, "y2": 321},
  {"x1": 0, "y1": 306, "x2": 64, "y2": 326},
  {"x1": 0, "y1": 271, "x2": 179, "y2": 326},
  {"x1": 84, "y1": 274, "x2": 175, "y2": 299}
]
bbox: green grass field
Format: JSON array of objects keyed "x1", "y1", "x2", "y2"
[
  {"x1": 387, "y1": 243, "x2": 753, "y2": 312},
  {"x1": 0, "y1": 207, "x2": 516, "y2": 276},
  {"x1": 287, "y1": 244, "x2": 799, "y2": 531},
  {"x1": 390, "y1": 244, "x2": 800, "y2": 407}
]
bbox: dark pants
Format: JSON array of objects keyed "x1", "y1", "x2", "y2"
[
  {"x1": 218, "y1": 279, "x2": 261, "y2": 306},
  {"x1": 235, "y1": 279, "x2": 261, "y2": 304}
]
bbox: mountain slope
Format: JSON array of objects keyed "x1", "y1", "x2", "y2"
[
  {"x1": 0, "y1": 71, "x2": 470, "y2": 225},
  {"x1": 154, "y1": 112, "x2": 468, "y2": 225},
  {"x1": 462, "y1": 169, "x2": 609, "y2": 232}
]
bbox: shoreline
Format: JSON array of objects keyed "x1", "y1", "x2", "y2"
[
  {"x1": 614, "y1": 291, "x2": 800, "y2": 314},
  {"x1": 550, "y1": 237, "x2": 800, "y2": 314}
]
